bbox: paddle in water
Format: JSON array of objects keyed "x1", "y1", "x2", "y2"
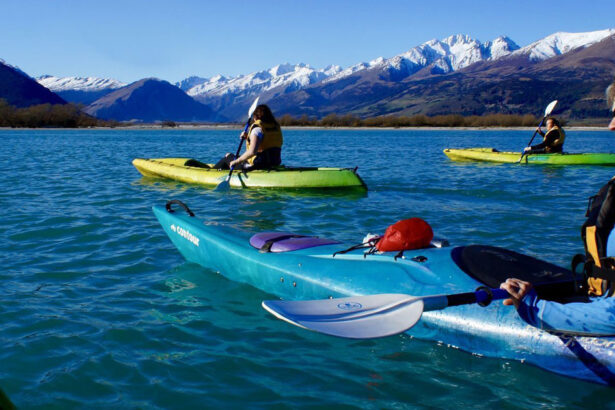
[
  {"x1": 262, "y1": 287, "x2": 509, "y2": 339},
  {"x1": 215, "y1": 96, "x2": 260, "y2": 191},
  {"x1": 518, "y1": 100, "x2": 558, "y2": 163}
]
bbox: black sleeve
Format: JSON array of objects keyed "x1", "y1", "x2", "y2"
[{"x1": 530, "y1": 129, "x2": 558, "y2": 151}]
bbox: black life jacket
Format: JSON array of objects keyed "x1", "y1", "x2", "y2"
[{"x1": 575, "y1": 178, "x2": 615, "y2": 296}]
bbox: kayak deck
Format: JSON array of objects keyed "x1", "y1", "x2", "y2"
[
  {"x1": 444, "y1": 148, "x2": 615, "y2": 165},
  {"x1": 133, "y1": 158, "x2": 367, "y2": 189}
]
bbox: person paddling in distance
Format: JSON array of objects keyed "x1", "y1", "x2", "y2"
[
  {"x1": 522, "y1": 117, "x2": 566, "y2": 155},
  {"x1": 500, "y1": 79, "x2": 615, "y2": 336},
  {"x1": 215, "y1": 104, "x2": 283, "y2": 170},
  {"x1": 610, "y1": 80, "x2": 615, "y2": 131}
]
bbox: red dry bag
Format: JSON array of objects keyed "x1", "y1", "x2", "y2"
[{"x1": 375, "y1": 218, "x2": 433, "y2": 252}]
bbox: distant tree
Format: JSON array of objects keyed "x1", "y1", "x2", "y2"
[
  {"x1": 258, "y1": 112, "x2": 568, "y2": 128},
  {"x1": 0, "y1": 100, "x2": 114, "y2": 128},
  {"x1": 161, "y1": 120, "x2": 177, "y2": 127}
]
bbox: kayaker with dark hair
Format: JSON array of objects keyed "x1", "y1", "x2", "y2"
[
  {"x1": 501, "y1": 78, "x2": 615, "y2": 336},
  {"x1": 522, "y1": 117, "x2": 566, "y2": 154},
  {"x1": 215, "y1": 104, "x2": 283, "y2": 170}
]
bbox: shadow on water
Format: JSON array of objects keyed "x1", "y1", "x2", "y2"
[{"x1": 0, "y1": 386, "x2": 15, "y2": 410}]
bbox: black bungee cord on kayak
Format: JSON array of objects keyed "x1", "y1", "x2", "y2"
[
  {"x1": 165, "y1": 200, "x2": 195, "y2": 217},
  {"x1": 332, "y1": 237, "x2": 380, "y2": 259}
]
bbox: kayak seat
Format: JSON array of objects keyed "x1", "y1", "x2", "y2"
[
  {"x1": 451, "y1": 245, "x2": 586, "y2": 302},
  {"x1": 184, "y1": 159, "x2": 211, "y2": 168},
  {"x1": 250, "y1": 232, "x2": 340, "y2": 253}
]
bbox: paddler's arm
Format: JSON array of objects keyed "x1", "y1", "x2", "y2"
[
  {"x1": 500, "y1": 278, "x2": 615, "y2": 336},
  {"x1": 230, "y1": 131, "x2": 260, "y2": 168},
  {"x1": 525, "y1": 136, "x2": 551, "y2": 154},
  {"x1": 536, "y1": 126, "x2": 545, "y2": 137}
]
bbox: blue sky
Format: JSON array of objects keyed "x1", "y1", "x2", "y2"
[{"x1": 1, "y1": 0, "x2": 614, "y2": 83}]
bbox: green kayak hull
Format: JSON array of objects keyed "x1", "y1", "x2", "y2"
[
  {"x1": 444, "y1": 148, "x2": 615, "y2": 165},
  {"x1": 132, "y1": 158, "x2": 367, "y2": 190}
]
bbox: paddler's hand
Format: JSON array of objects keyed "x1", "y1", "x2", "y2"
[
  {"x1": 536, "y1": 126, "x2": 545, "y2": 136},
  {"x1": 500, "y1": 278, "x2": 533, "y2": 308},
  {"x1": 523, "y1": 147, "x2": 531, "y2": 154},
  {"x1": 239, "y1": 131, "x2": 247, "y2": 140},
  {"x1": 229, "y1": 159, "x2": 240, "y2": 169}
]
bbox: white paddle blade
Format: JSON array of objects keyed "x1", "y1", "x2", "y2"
[
  {"x1": 262, "y1": 294, "x2": 424, "y2": 339},
  {"x1": 214, "y1": 176, "x2": 231, "y2": 191},
  {"x1": 544, "y1": 100, "x2": 558, "y2": 116},
  {"x1": 248, "y1": 97, "x2": 260, "y2": 118}
]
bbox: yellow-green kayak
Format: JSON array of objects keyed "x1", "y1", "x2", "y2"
[
  {"x1": 444, "y1": 148, "x2": 615, "y2": 165},
  {"x1": 132, "y1": 158, "x2": 367, "y2": 190}
]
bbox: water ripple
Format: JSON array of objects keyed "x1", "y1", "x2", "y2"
[{"x1": 1, "y1": 129, "x2": 615, "y2": 408}]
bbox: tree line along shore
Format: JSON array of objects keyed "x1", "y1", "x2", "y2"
[{"x1": 0, "y1": 98, "x2": 588, "y2": 129}]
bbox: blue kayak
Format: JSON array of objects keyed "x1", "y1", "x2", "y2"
[{"x1": 153, "y1": 202, "x2": 615, "y2": 386}]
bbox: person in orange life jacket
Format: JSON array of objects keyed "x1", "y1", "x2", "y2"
[
  {"x1": 500, "y1": 79, "x2": 615, "y2": 336},
  {"x1": 523, "y1": 117, "x2": 566, "y2": 155},
  {"x1": 214, "y1": 104, "x2": 283, "y2": 170}
]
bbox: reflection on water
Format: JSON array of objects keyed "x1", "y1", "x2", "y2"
[{"x1": 134, "y1": 175, "x2": 368, "y2": 200}]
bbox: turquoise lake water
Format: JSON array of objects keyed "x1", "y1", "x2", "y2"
[{"x1": 2, "y1": 128, "x2": 615, "y2": 408}]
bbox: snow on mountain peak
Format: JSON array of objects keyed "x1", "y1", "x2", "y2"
[
  {"x1": 43, "y1": 27, "x2": 608, "y2": 114},
  {"x1": 485, "y1": 36, "x2": 520, "y2": 60},
  {"x1": 186, "y1": 63, "x2": 343, "y2": 99},
  {"x1": 379, "y1": 34, "x2": 518, "y2": 76},
  {"x1": 322, "y1": 58, "x2": 384, "y2": 83},
  {"x1": 176, "y1": 76, "x2": 208, "y2": 91},
  {"x1": 269, "y1": 63, "x2": 305, "y2": 77},
  {"x1": 516, "y1": 28, "x2": 615, "y2": 61},
  {"x1": 443, "y1": 34, "x2": 475, "y2": 47},
  {"x1": 37, "y1": 75, "x2": 125, "y2": 92}
]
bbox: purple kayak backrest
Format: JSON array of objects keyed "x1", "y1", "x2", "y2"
[{"x1": 250, "y1": 232, "x2": 341, "y2": 253}]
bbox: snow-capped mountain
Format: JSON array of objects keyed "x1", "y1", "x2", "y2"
[
  {"x1": 184, "y1": 35, "x2": 520, "y2": 111},
  {"x1": 323, "y1": 58, "x2": 385, "y2": 83},
  {"x1": 37, "y1": 75, "x2": 125, "y2": 92},
  {"x1": 186, "y1": 63, "x2": 342, "y2": 102},
  {"x1": 36, "y1": 75, "x2": 126, "y2": 105},
  {"x1": 514, "y1": 28, "x2": 615, "y2": 61},
  {"x1": 176, "y1": 76, "x2": 208, "y2": 92},
  {"x1": 21, "y1": 27, "x2": 614, "y2": 121},
  {"x1": 381, "y1": 34, "x2": 520, "y2": 75}
]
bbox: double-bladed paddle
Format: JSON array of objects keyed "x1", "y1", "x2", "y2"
[
  {"x1": 262, "y1": 287, "x2": 510, "y2": 339},
  {"x1": 215, "y1": 97, "x2": 260, "y2": 191},
  {"x1": 518, "y1": 100, "x2": 558, "y2": 163}
]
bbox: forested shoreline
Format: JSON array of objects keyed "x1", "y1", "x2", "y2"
[
  {"x1": 0, "y1": 99, "x2": 116, "y2": 128},
  {"x1": 0, "y1": 99, "x2": 578, "y2": 129}
]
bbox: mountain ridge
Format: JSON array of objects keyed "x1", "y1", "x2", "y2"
[
  {"x1": 85, "y1": 78, "x2": 221, "y2": 123},
  {"x1": 0, "y1": 61, "x2": 66, "y2": 108},
  {"x1": 12, "y1": 27, "x2": 615, "y2": 122}
]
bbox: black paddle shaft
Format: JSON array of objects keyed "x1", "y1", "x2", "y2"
[
  {"x1": 525, "y1": 116, "x2": 547, "y2": 148},
  {"x1": 446, "y1": 287, "x2": 509, "y2": 308},
  {"x1": 234, "y1": 138, "x2": 245, "y2": 158},
  {"x1": 444, "y1": 281, "x2": 581, "y2": 309}
]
